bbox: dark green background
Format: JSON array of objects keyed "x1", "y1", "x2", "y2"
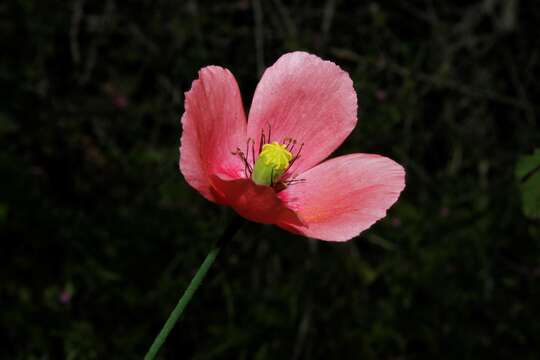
[{"x1": 2, "y1": 1, "x2": 539, "y2": 359}]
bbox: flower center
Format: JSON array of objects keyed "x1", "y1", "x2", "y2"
[
  {"x1": 251, "y1": 142, "x2": 292, "y2": 186},
  {"x1": 232, "y1": 125, "x2": 305, "y2": 190}
]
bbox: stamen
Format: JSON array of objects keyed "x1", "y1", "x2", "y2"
[
  {"x1": 259, "y1": 128, "x2": 265, "y2": 153},
  {"x1": 282, "y1": 137, "x2": 291, "y2": 149},
  {"x1": 288, "y1": 139, "x2": 297, "y2": 152},
  {"x1": 296, "y1": 142, "x2": 304, "y2": 156},
  {"x1": 287, "y1": 142, "x2": 304, "y2": 169},
  {"x1": 245, "y1": 138, "x2": 251, "y2": 164},
  {"x1": 284, "y1": 178, "x2": 306, "y2": 185},
  {"x1": 274, "y1": 177, "x2": 305, "y2": 193},
  {"x1": 283, "y1": 138, "x2": 296, "y2": 151},
  {"x1": 251, "y1": 139, "x2": 256, "y2": 166},
  {"x1": 237, "y1": 130, "x2": 307, "y2": 188},
  {"x1": 267, "y1": 123, "x2": 272, "y2": 144},
  {"x1": 233, "y1": 146, "x2": 253, "y2": 178}
]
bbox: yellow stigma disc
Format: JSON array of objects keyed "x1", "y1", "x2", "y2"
[
  {"x1": 259, "y1": 142, "x2": 292, "y2": 170},
  {"x1": 251, "y1": 142, "x2": 292, "y2": 186}
]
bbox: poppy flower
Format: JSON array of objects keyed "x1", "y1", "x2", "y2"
[{"x1": 179, "y1": 52, "x2": 405, "y2": 241}]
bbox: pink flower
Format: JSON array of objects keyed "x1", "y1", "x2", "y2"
[
  {"x1": 59, "y1": 289, "x2": 72, "y2": 304},
  {"x1": 179, "y1": 52, "x2": 405, "y2": 241},
  {"x1": 440, "y1": 207, "x2": 449, "y2": 218},
  {"x1": 113, "y1": 94, "x2": 129, "y2": 109}
]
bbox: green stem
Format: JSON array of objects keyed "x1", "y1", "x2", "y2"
[{"x1": 144, "y1": 215, "x2": 244, "y2": 360}]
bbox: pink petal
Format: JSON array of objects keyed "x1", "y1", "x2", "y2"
[
  {"x1": 277, "y1": 154, "x2": 405, "y2": 241},
  {"x1": 179, "y1": 66, "x2": 247, "y2": 203},
  {"x1": 247, "y1": 52, "x2": 357, "y2": 176},
  {"x1": 210, "y1": 175, "x2": 305, "y2": 227}
]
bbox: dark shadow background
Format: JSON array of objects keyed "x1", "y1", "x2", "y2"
[{"x1": 1, "y1": 0, "x2": 539, "y2": 359}]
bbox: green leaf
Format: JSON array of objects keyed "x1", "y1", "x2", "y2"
[{"x1": 515, "y1": 149, "x2": 540, "y2": 219}]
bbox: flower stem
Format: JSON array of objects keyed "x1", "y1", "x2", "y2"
[{"x1": 144, "y1": 215, "x2": 244, "y2": 360}]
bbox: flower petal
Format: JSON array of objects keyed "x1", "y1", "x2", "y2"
[
  {"x1": 247, "y1": 52, "x2": 357, "y2": 176},
  {"x1": 179, "y1": 66, "x2": 247, "y2": 203},
  {"x1": 210, "y1": 175, "x2": 305, "y2": 228},
  {"x1": 277, "y1": 154, "x2": 405, "y2": 241}
]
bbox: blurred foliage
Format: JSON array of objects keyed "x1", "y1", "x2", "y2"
[
  {"x1": 516, "y1": 149, "x2": 540, "y2": 219},
  {"x1": 1, "y1": 0, "x2": 539, "y2": 359}
]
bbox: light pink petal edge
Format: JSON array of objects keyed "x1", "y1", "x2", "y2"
[
  {"x1": 247, "y1": 52, "x2": 358, "y2": 176},
  {"x1": 179, "y1": 66, "x2": 247, "y2": 203},
  {"x1": 277, "y1": 154, "x2": 406, "y2": 241}
]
